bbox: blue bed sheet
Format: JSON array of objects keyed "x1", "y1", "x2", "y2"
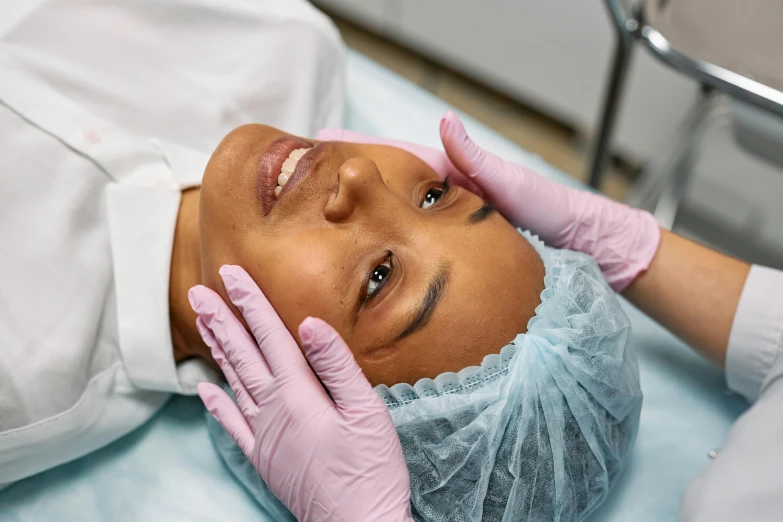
[{"x1": 0, "y1": 50, "x2": 748, "y2": 522}]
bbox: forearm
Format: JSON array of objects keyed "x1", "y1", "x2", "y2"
[{"x1": 623, "y1": 229, "x2": 750, "y2": 368}]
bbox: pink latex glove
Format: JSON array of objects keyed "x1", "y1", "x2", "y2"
[
  {"x1": 189, "y1": 265, "x2": 412, "y2": 522},
  {"x1": 317, "y1": 112, "x2": 660, "y2": 291}
]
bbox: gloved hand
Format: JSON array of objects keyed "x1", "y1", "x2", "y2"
[
  {"x1": 317, "y1": 112, "x2": 660, "y2": 292},
  {"x1": 189, "y1": 265, "x2": 413, "y2": 522}
]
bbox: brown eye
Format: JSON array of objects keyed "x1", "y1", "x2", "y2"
[
  {"x1": 367, "y1": 258, "x2": 392, "y2": 297},
  {"x1": 420, "y1": 187, "x2": 444, "y2": 209}
]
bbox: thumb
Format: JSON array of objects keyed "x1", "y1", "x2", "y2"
[
  {"x1": 298, "y1": 317, "x2": 382, "y2": 412},
  {"x1": 439, "y1": 110, "x2": 492, "y2": 178},
  {"x1": 198, "y1": 382, "x2": 256, "y2": 460},
  {"x1": 440, "y1": 110, "x2": 543, "y2": 228}
]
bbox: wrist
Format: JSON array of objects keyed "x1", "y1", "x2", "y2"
[
  {"x1": 566, "y1": 197, "x2": 660, "y2": 292},
  {"x1": 600, "y1": 208, "x2": 661, "y2": 292}
]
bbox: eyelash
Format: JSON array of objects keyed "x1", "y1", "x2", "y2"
[{"x1": 419, "y1": 176, "x2": 452, "y2": 210}]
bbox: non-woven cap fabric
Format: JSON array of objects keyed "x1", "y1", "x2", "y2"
[
  {"x1": 375, "y1": 231, "x2": 642, "y2": 521},
  {"x1": 207, "y1": 231, "x2": 643, "y2": 522}
]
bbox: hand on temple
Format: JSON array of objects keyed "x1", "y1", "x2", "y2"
[
  {"x1": 188, "y1": 265, "x2": 413, "y2": 522},
  {"x1": 318, "y1": 111, "x2": 660, "y2": 291}
]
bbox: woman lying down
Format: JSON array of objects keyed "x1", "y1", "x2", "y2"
[{"x1": 186, "y1": 117, "x2": 643, "y2": 521}]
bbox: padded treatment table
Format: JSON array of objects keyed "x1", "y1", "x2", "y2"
[{"x1": 0, "y1": 50, "x2": 748, "y2": 522}]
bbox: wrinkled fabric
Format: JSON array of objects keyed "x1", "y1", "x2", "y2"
[
  {"x1": 376, "y1": 231, "x2": 642, "y2": 521},
  {"x1": 208, "y1": 231, "x2": 642, "y2": 521}
]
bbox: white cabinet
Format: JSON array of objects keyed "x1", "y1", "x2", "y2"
[{"x1": 314, "y1": 0, "x2": 699, "y2": 161}]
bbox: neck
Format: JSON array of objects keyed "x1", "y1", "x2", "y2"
[{"x1": 169, "y1": 188, "x2": 213, "y2": 366}]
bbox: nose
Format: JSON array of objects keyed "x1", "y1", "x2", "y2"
[{"x1": 324, "y1": 157, "x2": 387, "y2": 222}]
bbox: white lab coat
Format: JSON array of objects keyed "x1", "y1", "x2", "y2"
[
  {"x1": 0, "y1": 0, "x2": 343, "y2": 486},
  {"x1": 680, "y1": 265, "x2": 783, "y2": 522}
]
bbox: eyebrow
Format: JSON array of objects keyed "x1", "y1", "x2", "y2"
[
  {"x1": 394, "y1": 263, "x2": 451, "y2": 342},
  {"x1": 466, "y1": 202, "x2": 496, "y2": 225}
]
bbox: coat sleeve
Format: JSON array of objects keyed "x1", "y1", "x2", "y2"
[{"x1": 680, "y1": 265, "x2": 783, "y2": 522}]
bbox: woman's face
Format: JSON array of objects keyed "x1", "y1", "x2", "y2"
[{"x1": 199, "y1": 124, "x2": 544, "y2": 386}]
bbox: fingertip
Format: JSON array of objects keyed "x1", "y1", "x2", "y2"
[
  {"x1": 218, "y1": 264, "x2": 240, "y2": 277},
  {"x1": 188, "y1": 286, "x2": 227, "y2": 324},
  {"x1": 219, "y1": 265, "x2": 257, "y2": 305},
  {"x1": 218, "y1": 264, "x2": 243, "y2": 288},
  {"x1": 439, "y1": 112, "x2": 451, "y2": 136},
  {"x1": 197, "y1": 380, "x2": 217, "y2": 396},
  {"x1": 187, "y1": 285, "x2": 209, "y2": 313},
  {"x1": 197, "y1": 382, "x2": 225, "y2": 412},
  {"x1": 298, "y1": 316, "x2": 330, "y2": 346},
  {"x1": 440, "y1": 110, "x2": 464, "y2": 137},
  {"x1": 187, "y1": 287, "x2": 198, "y2": 311},
  {"x1": 298, "y1": 316, "x2": 316, "y2": 344}
]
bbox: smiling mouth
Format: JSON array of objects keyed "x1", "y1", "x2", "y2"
[
  {"x1": 275, "y1": 147, "x2": 312, "y2": 199},
  {"x1": 257, "y1": 135, "x2": 313, "y2": 215}
]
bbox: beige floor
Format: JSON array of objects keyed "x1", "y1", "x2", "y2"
[{"x1": 332, "y1": 17, "x2": 632, "y2": 201}]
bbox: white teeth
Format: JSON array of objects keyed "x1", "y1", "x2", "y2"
[
  {"x1": 274, "y1": 147, "x2": 311, "y2": 199},
  {"x1": 281, "y1": 157, "x2": 297, "y2": 175},
  {"x1": 290, "y1": 148, "x2": 307, "y2": 160}
]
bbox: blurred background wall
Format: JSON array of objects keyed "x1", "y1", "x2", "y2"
[{"x1": 313, "y1": 0, "x2": 783, "y2": 268}]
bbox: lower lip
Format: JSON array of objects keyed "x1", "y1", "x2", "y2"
[{"x1": 257, "y1": 135, "x2": 312, "y2": 215}]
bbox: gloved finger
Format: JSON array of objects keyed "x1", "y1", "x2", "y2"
[
  {"x1": 298, "y1": 317, "x2": 382, "y2": 412},
  {"x1": 442, "y1": 110, "x2": 523, "y2": 198},
  {"x1": 316, "y1": 127, "x2": 482, "y2": 195},
  {"x1": 439, "y1": 110, "x2": 490, "y2": 178},
  {"x1": 196, "y1": 317, "x2": 257, "y2": 418},
  {"x1": 218, "y1": 265, "x2": 309, "y2": 378},
  {"x1": 198, "y1": 382, "x2": 255, "y2": 460},
  {"x1": 189, "y1": 285, "x2": 273, "y2": 387}
]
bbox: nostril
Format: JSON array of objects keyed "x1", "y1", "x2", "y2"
[
  {"x1": 324, "y1": 157, "x2": 383, "y2": 223},
  {"x1": 330, "y1": 176, "x2": 340, "y2": 199}
]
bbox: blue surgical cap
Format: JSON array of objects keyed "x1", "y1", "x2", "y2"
[
  {"x1": 375, "y1": 231, "x2": 642, "y2": 521},
  {"x1": 207, "y1": 231, "x2": 642, "y2": 522}
]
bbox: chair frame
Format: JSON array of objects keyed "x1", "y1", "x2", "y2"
[{"x1": 587, "y1": 0, "x2": 783, "y2": 216}]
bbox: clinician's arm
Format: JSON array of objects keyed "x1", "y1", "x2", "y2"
[
  {"x1": 189, "y1": 265, "x2": 413, "y2": 522},
  {"x1": 433, "y1": 115, "x2": 783, "y2": 520},
  {"x1": 318, "y1": 115, "x2": 783, "y2": 522},
  {"x1": 679, "y1": 264, "x2": 783, "y2": 522},
  {"x1": 623, "y1": 230, "x2": 750, "y2": 368}
]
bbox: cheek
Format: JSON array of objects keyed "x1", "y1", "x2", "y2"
[{"x1": 240, "y1": 238, "x2": 353, "y2": 341}]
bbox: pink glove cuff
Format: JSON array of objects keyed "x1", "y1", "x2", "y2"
[{"x1": 569, "y1": 201, "x2": 661, "y2": 292}]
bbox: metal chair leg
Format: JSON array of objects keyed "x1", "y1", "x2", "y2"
[
  {"x1": 628, "y1": 87, "x2": 722, "y2": 229},
  {"x1": 587, "y1": 15, "x2": 636, "y2": 189}
]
